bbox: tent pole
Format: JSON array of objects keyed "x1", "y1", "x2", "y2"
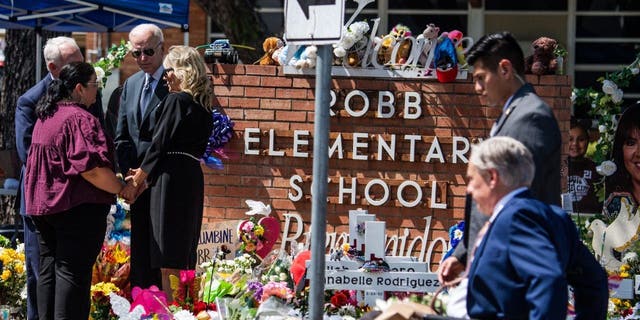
[{"x1": 36, "y1": 29, "x2": 42, "y2": 80}]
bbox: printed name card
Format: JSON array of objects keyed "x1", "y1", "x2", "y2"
[{"x1": 324, "y1": 270, "x2": 440, "y2": 292}]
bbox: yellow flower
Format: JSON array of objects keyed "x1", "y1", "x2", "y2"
[
  {"x1": 620, "y1": 271, "x2": 630, "y2": 278},
  {"x1": 112, "y1": 244, "x2": 130, "y2": 264},
  {"x1": 620, "y1": 264, "x2": 630, "y2": 272},
  {"x1": 1, "y1": 269, "x2": 11, "y2": 281},
  {"x1": 342, "y1": 243, "x2": 350, "y2": 251},
  {"x1": 254, "y1": 225, "x2": 265, "y2": 237},
  {"x1": 91, "y1": 281, "x2": 120, "y2": 296}
]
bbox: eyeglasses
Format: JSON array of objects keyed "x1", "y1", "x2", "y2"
[
  {"x1": 131, "y1": 42, "x2": 162, "y2": 58},
  {"x1": 86, "y1": 81, "x2": 101, "y2": 87}
]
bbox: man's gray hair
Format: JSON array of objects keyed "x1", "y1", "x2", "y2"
[
  {"x1": 43, "y1": 36, "x2": 79, "y2": 64},
  {"x1": 470, "y1": 136, "x2": 535, "y2": 189},
  {"x1": 129, "y1": 23, "x2": 164, "y2": 43}
]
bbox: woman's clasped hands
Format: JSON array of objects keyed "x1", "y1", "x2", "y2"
[{"x1": 118, "y1": 168, "x2": 148, "y2": 204}]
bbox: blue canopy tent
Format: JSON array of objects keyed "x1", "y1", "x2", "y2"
[{"x1": 0, "y1": 0, "x2": 190, "y2": 78}]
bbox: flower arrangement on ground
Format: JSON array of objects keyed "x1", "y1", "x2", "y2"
[
  {"x1": 0, "y1": 237, "x2": 26, "y2": 318},
  {"x1": 90, "y1": 281, "x2": 121, "y2": 320},
  {"x1": 92, "y1": 199, "x2": 131, "y2": 292}
]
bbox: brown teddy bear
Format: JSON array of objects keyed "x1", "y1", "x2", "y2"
[{"x1": 524, "y1": 37, "x2": 558, "y2": 75}]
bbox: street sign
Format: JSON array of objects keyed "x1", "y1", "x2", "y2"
[{"x1": 284, "y1": 0, "x2": 345, "y2": 45}]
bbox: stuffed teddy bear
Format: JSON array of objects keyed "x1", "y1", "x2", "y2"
[
  {"x1": 255, "y1": 37, "x2": 284, "y2": 65},
  {"x1": 333, "y1": 20, "x2": 370, "y2": 67},
  {"x1": 525, "y1": 37, "x2": 558, "y2": 75}
]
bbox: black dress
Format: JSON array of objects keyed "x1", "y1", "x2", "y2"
[{"x1": 140, "y1": 92, "x2": 213, "y2": 269}]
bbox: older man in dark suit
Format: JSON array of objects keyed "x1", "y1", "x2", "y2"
[
  {"x1": 464, "y1": 137, "x2": 598, "y2": 319},
  {"x1": 15, "y1": 36, "x2": 104, "y2": 320},
  {"x1": 115, "y1": 23, "x2": 168, "y2": 288}
]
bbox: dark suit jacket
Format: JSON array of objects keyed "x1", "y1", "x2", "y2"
[
  {"x1": 15, "y1": 73, "x2": 104, "y2": 215},
  {"x1": 454, "y1": 84, "x2": 561, "y2": 263},
  {"x1": 467, "y1": 191, "x2": 568, "y2": 319},
  {"x1": 114, "y1": 70, "x2": 168, "y2": 174}
]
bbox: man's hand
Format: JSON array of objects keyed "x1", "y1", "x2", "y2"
[{"x1": 438, "y1": 256, "x2": 465, "y2": 286}]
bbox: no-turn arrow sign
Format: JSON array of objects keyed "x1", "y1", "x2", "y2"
[{"x1": 284, "y1": 0, "x2": 344, "y2": 44}]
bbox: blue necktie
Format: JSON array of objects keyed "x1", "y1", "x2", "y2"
[{"x1": 140, "y1": 74, "x2": 154, "y2": 115}]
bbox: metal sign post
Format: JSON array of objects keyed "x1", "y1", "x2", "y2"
[
  {"x1": 284, "y1": 0, "x2": 343, "y2": 317},
  {"x1": 309, "y1": 45, "x2": 331, "y2": 320}
]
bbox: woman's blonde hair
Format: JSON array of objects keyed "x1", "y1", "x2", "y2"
[{"x1": 163, "y1": 45, "x2": 212, "y2": 110}]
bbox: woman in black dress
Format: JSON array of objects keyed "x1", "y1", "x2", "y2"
[{"x1": 125, "y1": 45, "x2": 213, "y2": 297}]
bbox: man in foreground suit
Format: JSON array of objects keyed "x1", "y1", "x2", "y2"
[
  {"x1": 438, "y1": 32, "x2": 606, "y2": 318},
  {"x1": 15, "y1": 36, "x2": 104, "y2": 320},
  {"x1": 115, "y1": 23, "x2": 168, "y2": 288},
  {"x1": 464, "y1": 137, "x2": 607, "y2": 319}
]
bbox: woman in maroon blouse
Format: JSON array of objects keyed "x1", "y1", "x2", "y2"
[{"x1": 24, "y1": 61, "x2": 126, "y2": 319}]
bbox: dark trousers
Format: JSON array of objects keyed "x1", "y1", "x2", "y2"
[
  {"x1": 32, "y1": 203, "x2": 108, "y2": 320},
  {"x1": 22, "y1": 215, "x2": 39, "y2": 320},
  {"x1": 129, "y1": 190, "x2": 161, "y2": 288}
]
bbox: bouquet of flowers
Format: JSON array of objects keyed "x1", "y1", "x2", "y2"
[
  {"x1": 90, "y1": 281, "x2": 121, "y2": 320},
  {"x1": 0, "y1": 240, "x2": 26, "y2": 316},
  {"x1": 93, "y1": 39, "x2": 131, "y2": 88}
]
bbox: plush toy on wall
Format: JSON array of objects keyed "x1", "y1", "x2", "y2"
[
  {"x1": 377, "y1": 24, "x2": 413, "y2": 66},
  {"x1": 524, "y1": 36, "x2": 559, "y2": 75},
  {"x1": 416, "y1": 23, "x2": 440, "y2": 68},
  {"x1": 255, "y1": 37, "x2": 284, "y2": 65},
  {"x1": 288, "y1": 45, "x2": 318, "y2": 69},
  {"x1": 447, "y1": 30, "x2": 468, "y2": 67}
]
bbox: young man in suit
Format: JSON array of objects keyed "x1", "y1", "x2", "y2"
[
  {"x1": 115, "y1": 23, "x2": 168, "y2": 288},
  {"x1": 15, "y1": 36, "x2": 104, "y2": 320},
  {"x1": 465, "y1": 137, "x2": 606, "y2": 319}
]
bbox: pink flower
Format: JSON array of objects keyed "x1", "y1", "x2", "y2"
[{"x1": 130, "y1": 286, "x2": 171, "y2": 317}]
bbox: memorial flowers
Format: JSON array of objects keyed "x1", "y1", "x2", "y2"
[
  {"x1": 0, "y1": 240, "x2": 26, "y2": 315},
  {"x1": 93, "y1": 39, "x2": 131, "y2": 88},
  {"x1": 90, "y1": 281, "x2": 120, "y2": 320}
]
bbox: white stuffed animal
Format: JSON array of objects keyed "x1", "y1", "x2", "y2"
[{"x1": 294, "y1": 45, "x2": 318, "y2": 69}]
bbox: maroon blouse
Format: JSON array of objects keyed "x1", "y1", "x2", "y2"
[{"x1": 24, "y1": 102, "x2": 115, "y2": 215}]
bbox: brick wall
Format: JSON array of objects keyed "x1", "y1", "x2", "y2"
[{"x1": 205, "y1": 64, "x2": 571, "y2": 266}]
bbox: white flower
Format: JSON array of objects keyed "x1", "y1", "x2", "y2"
[
  {"x1": 570, "y1": 91, "x2": 577, "y2": 102},
  {"x1": 94, "y1": 66, "x2": 105, "y2": 83},
  {"x1": 173, "y1": 310, "x2": 196, "y2": 320},
  {"x1": 333, "y1": 47, "x2": 347, "y2": 58},
  {"x1": 596, "y1": 160, "x2": 617, "y2": 176},
  {"x1": 611, "y1": 88, "x2": 624, "y2": 103},
  {"x1": 591, "y1": 103, "x2": 597, "y2": 109},
  {"x1": 602, "y1": 80, "x2": 618, "y2": 95},
  {"x1": 632, "y1": 68, "x2": 639, "y2": 75},
  {"x1": 279, "y1": 272, "x2": 288, "y2": 281},
  {"x1": 623, "y1": 252, "x2": 638, "y2": 263},
  {"x1": 598, "y1": 125, "x2": 607, "y2": 133}
]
